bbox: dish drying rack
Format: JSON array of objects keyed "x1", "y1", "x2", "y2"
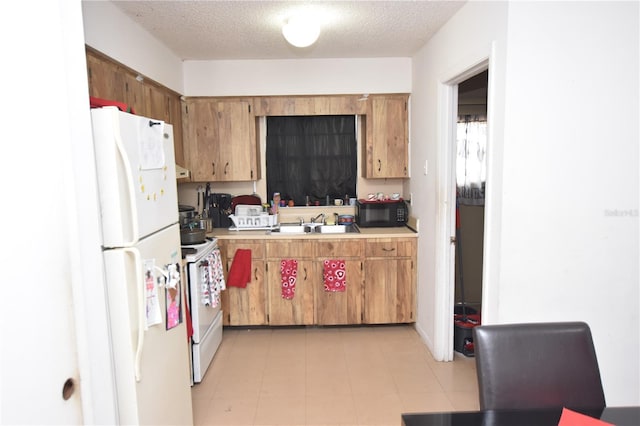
[{"x1": 229, "y1": 204, "x2": 278, "y2": 230}]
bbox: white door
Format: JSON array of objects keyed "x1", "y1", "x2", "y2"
[
  {"x1": 91, "y1": 108, "x2": 179, "y2": 247},
  {"x1": 103, "y1": 224, "x2": 193, "y2": 425},
  {"x1": 4, "y1": 1, "x2": 94, "y2": 423}
]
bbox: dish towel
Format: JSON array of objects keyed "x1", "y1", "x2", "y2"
[
  {"x1": 323, "y1": 259, "x2": 346, "y2": 292},
  {"x1": 280, "y1": 259, "x2": 298, "y2": 299},
  {"x1": 227, "y1": 249, "x2": 252, "y2": 288},
  {"x1": 199, "y1": 249, "x2": 226, "y2": 308},
  {"x1": 209, "y1": 249, "x2": 226, "y2": 307}
]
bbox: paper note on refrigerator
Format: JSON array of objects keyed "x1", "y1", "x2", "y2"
[
  {"x1": 139, "y1": 119, "x2": 165, "y2": 170},
  {"x1": 144, "y1": 259, "x2": 162, "y2": 328}
]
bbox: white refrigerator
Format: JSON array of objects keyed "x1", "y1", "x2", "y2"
[{"x1": 90, "y1": 106, "x2": 193, "y2": 425}]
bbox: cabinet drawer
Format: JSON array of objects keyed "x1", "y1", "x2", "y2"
[
  {"x1": 266, "y1": 240, "x2": 314, "y2": 259},
  {"x1": 316, "y1": 239, "x2": 363, "y2": 258},
  {"x1": 225, "y1": 242, "x2": 265, "y2": 259},
  {"x1": 365, "y1": 239, "x2": 399, "y2": 257}
]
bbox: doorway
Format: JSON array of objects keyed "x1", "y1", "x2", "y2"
[
  {"x1": 432, "y1": 62, "x2": 490, "y2": 361},
  {"x1": 454, "y1": 71, "x2": 488, "y2": 318}
]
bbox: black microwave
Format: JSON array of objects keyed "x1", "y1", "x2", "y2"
[{"x1": 356, "y1": 200, "x2": 409, "y2": 227}]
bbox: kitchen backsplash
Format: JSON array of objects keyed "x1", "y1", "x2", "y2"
[{"x1": 177, "y1": 180, "x2": 407, "y2": 213}]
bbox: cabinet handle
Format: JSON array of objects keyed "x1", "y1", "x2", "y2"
[
  {"x1": 378, "y1": 159, "x2": 382, "y2": 172},
  {"x1": 211, "y1": 162, "x2": 216, "y2": 176},
  {"x1": 254, "y1": 267, "x2": 258, "y2": 281},
  {"x1": 304, "y1": 267, "x2": 308, "y2": 280},
  {"x1": 224, "y1": 162, "x2": 229, "y2": 175},
  {"x1": 382, "y1": 248, "x2": 396, "y2": 252}
]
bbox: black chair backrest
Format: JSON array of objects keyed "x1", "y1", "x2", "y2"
[{"x1": 473, "y1": 321, "x2": 606, "y2": 411}]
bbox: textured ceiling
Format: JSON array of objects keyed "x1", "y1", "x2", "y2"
[{"x1": 110, "y1": 0, "x2": 466, "y2": 60}]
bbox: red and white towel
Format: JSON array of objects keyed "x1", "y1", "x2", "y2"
[
  {"x1": 323, "y1": 259, "x2": 346, "y2": 292},
  {"x1": 280, "y1": 259, "x2": 298, "y2": 299},
  {"x1": 199, "y1": 248, "x2": 226, "y2": 308}
]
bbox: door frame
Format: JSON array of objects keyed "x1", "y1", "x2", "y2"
[{"x1": 435, "y1": 56, "x2": 492, "y2": 361}]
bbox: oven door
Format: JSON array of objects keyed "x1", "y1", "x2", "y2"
[
  {"x1": 186, "y1": 246, "x2": 224, "y2": 383},
  {"x1": 187, "y1": 250, "x2": 223, "y2": 344}
]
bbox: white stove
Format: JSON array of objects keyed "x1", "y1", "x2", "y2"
[
  {"x1": 181, "y1": 237, "x2": 218, "y2": 262},
  {"x1": 182, "y1": 236, "x2": 223, "y2": 384}
]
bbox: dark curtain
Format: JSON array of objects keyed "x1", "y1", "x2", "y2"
[{"x1": 266, "y1": 115, "x2": 357, "y2": 206}]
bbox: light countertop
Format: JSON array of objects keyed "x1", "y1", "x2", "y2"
[{"x1": 209, "y1": 225, "x2": 417, "y2": 240}]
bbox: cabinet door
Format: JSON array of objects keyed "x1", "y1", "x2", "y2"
[
  {"x1": 222, "y1": 259, "x2": 267, "y2": 326},
  {"x1": 365, "y1": 95, "x2": 409, "y2": 178},
  {"x1": 169, "y1": 96, "x2": 185, "y2": 167},
  {"x1": 86, "y1": 53, "x2": 125, "y2": 101},
  {"x1": 363, "y1": 258, "x2": 414, "y2": 324},
  {"x1": 315, "y1": 259, "x2": 363, "y2": 325},
  {"x1": 184, "y1": 98, "x2": 258, "y2": 182},
  {"x1": 122, "y1": 73, "x2": 147, "y2": 118},
  {"x1": 216, "y1": 99, "x2": 257, "y2": 181},
  {"x1": 147, "y1": 86, "x2": 170, "y2": 122},
  {"x1": 266, "y1": 260, "x2": 315, "y2": 325},
  {"x1": 184, "y1": 100, "x2": 220, "y2": 182}
]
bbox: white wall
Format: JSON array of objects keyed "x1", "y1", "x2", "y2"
[
  {"x1": 183, "y1": 57, "x2": 411, "y2": 96},
  {"x1": 411, "y1": 0, "x2": 639, "y2": 406},
  {"x1": 81, "y1": 1, "x2": 184, "y2": 93},
  {"x1": 499, "y1": 0, "x2": 639, "y2": 406},
  {"x1": 410, "y1": 0, "x2": 509, "y2": 360}
]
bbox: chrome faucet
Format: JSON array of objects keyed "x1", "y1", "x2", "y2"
[{"x1": 310, "y1": 213, "x2": 326, "y2": 224}]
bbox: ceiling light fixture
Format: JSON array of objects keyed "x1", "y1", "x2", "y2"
[{"x1": 282, "y1": 14, "x2": 320, "y2": 48}]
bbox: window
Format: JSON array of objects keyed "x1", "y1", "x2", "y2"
[
  {"x1": 266, "y1": 115, "x2": 357, "y2": 206},
  {"x1": 456, "y1": 115, "x2": 486, "y2": 205}
]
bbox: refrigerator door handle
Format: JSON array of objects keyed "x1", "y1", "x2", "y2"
[
  {"x1": 124, "y1": 247, "x2": 145, "y2": 382},
  {"x1": 115, "y1": 132, "x2": 140, "y2": 246}
]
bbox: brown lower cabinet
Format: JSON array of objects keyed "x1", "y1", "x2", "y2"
[
  {"x1": 265, "y1": 240, "x2": 315, "y2": 325},
  {"x1": 363, "y1": 238, "x2": 416, "y2": 324},
  {"x1": 219, "y1": 237, "x2": 415, "y2": 326},
  {"x1": 221, "y1": 241, "x2": 267, "y2": 326}
]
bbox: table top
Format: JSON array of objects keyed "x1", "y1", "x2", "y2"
[{"x1": 402, "y1": 406, "x2": 640, "y2": 426}]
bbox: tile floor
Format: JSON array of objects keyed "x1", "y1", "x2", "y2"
[{"x1": 191, "y1": 325, "x2": 479, "y2": 426}]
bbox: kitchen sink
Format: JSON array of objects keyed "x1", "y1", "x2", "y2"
[
  {"x1": 271, "y1": 223, "x2": 359, "y2": 234},
  {"x1": 315, "y1": 225, "x2": 358, "y2": 233},
  {"x1": 272, "y1": 224, "x2": 309, "y2": 234}
]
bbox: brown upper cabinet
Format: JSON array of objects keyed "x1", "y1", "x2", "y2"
[
  {"x1": 85, "y1": 47, "x2": 185, "y2": 167},
  {"x1": 363, "y1": 94, "x2": 409, "y2": 178},
  {"x1": 85, "y1": 49, "x2": 410, "y2": 182},
  {"x1": 182, "y1": 98, "x2": 260, "y2": 182}
]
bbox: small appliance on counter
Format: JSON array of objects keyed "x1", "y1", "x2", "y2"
[
  {"x1": 356, "y1": 199, "x2": 409, "y2": 227},
  {"x1": 208, "y1": 193, "x2": 233, "y2": 228}
]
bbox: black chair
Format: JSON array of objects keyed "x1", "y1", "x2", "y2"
[{"x1": 472, "y1": 321, "x2": 606, "y2": 411}]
